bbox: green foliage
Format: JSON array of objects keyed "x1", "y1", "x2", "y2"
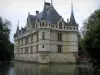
[
  {"x1": 82, "y1": 9, "x2": 100, "y2": 63},
  {"x1": 0, "y1": 17, "x2": 14, "y2": 61}
]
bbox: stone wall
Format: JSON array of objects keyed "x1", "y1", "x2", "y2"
[{"x1": 15, "y1": 52, "x2": 77, "y2": 64}]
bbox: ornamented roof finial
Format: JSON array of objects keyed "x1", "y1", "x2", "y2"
[
  {"x1": 51, "y1": 0, "x2": 53, "y2": 5},
  {"x1": 71, "y1": 0, "x2": 73, "y2": 10},
  {"x1": 16, "y1": 20, "x2": 19, "y2": 33},
  {"x1": 69, "y1": 0, "x2": 77, "y2": 25}
]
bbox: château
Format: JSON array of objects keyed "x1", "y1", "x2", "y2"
[{"x1": 14, "y1": 1, "x2": 78, "y2": 63}]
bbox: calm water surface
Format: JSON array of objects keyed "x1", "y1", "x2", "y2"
[{"x1": 0, "y1": 62, "x2": 94, "y2": 75}]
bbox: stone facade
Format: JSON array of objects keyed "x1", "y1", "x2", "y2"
[{"x1": 14, "y1": 2, "x2": 78, "y2": 63}]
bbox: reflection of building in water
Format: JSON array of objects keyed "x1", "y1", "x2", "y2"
[
  {"x1": 14, "y1": 62, "x2": 77, "y2": 75},
  {"x1": 14, "y1": 0, "x2": 78, "y2": 63}
]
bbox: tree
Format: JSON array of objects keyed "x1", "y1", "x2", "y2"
[
  {"x1": 82, "y1": 9, "x2": 100, "y2": 64},
  {"x1": 0, "y1": 17, "x2": 14, "y2": 61}
]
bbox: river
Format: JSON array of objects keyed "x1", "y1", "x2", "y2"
[{"x1": 0, "y1": 61, "x2": 95, "y2": 75}]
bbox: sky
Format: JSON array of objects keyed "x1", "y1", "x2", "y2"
[{"x1": 0, "y1": 0, "x2": 100, "y2": 43}]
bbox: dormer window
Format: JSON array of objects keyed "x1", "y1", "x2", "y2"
[
  {"x1": 73, "y1": 27, "x2": 75, "y2": 30},
  {"x1": 59, "y1": 22, "x2": 62, "y2": 29},
  {"x1": 42, "y1": 22, "x2": 44, "y2": 26},
  {"x1": 46, "y1": 23, "x2": 47, "y2": 26},
  {"x1": 53, "y1": 25, "x2": 54, "y2": 28},
  {"x1": 56, "y1": 26, "x2": 57, "y2": 28},
  {"x1": 69, "y1": 27, "x2": 72, "y2": 30},
  {"x1": 49, "y1": 24, "x2": 50, "y2": 27}
]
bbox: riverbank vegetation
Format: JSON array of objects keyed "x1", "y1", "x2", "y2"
[
  {"x1": 0, "y1": 17, "x2": 14, "y2": 62},
  {"x1": 79, "y1": 9, "x2": 100, "y2": 69}
]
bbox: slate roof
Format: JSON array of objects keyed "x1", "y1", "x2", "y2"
[
  {"x1": 14, "y1": 2, "x2": 77, "y2": 38},
  {"x1": 69, "y1": 8, "x2": 77, "y2": 26},
  {"x1": 27, "y1": 2, "x2": 77, "y2": 25},
  {"x1": 28, "y1": 2, "x2": 62, "y2": 24}
]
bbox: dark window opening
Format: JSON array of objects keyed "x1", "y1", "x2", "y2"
[
  {"x1": 70, "y1": 27, "x2": 72, "y2": 30},
  {"x1": 42, "y1": 32, "x2": 45, "y2": 40},
  {"x1": 73, "y1": 27, "x2": 75, "y2": 30},
  {"x1": 58, "y1": 45, "x2": 62, "y2": 53},
  {"x1": 46, "y1": 23, "x2": 47, "y2": 26},
  {"x1": 53, "y1": 25, "x2": 54, "y2": 28},
  {"x1": 31, "y1": 46, "x2": 33, "y2": 53},
  {"x1": 40, "y1": 22, "x2": 41, "y2": 26},
  {"x1": 59, "y1": 22, "x2": 62, "y2": 29},
  {"x1": 58, "y1": 33, "x2": 62, "y2": 41},
  {"x1": 42, "y1": 22, "x2": 44, "y2": 26},
  {"x1": 42, "y1": 45, "x2": 44, "y2": 48},
  {"x1": 36, "y1": 45, "x2": 38, "y2": 52},
  {"x1": 56, "y1": 26, "x2": 57, "y2": 28}
]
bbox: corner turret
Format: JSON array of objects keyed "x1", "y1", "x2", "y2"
[{"x1": 69, "y1": 2, "x2": 77, "y2": 26}]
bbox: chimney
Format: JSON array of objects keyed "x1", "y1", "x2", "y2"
[
  {"x1": 36, "y1": 11, "x2": 39, "y2": 16},
  {"x1": 67, "y1": 18, "x2": 69, "y2": 23},
  {"x1": 45, "y1": 2, "x2": 50, "y2": 9}
]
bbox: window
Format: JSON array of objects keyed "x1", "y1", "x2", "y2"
[
  {"x1": 46, "y1": 23, "x2": 47, "y2": 26},
  {"x1": 36, "y1": 33, "x2": 38, "y2": 42},
  {"x1": 42, "y1": 45, "x2": 44, "y2": 48},
  {"x1": 18, "y1": 40, "x2": 20, "y2": 46},
  {"x1": 21, "y1": 48, "x2": 23, "y2": 54},
  {"x1": 58, "y1": 33, "x2": 62, "y2": 41},
  {"x1": 36, "y1": 45, "x2": 38, "y2": 52},
  {"x1": 49, "y1": 24, "x2": 50, "y2": 26},
  {"x1": 25, "y1": 37, "x2": 29, "y2": 44},
  {"x1": 69, "y1": 27, "x2": 72, "y2": 30},
  {"x1": 42, "y1": 32, "x2": 45, "y2": 40},
  {"x1": 31, "y1": 35, "x2": 33, "y2": 43},
  {"x1": 59, "y1": 22, "x2": 62, "y2": 29},
  {"x1": 40, "y1": 22, "x2": 41, "y2": 26},
  {"x1": 17, "y1": 48, "x2": 20, "y2": 54},
  {"x1": 67, "y1": 27, "x2": 68, "y2": 29},
  {"x1": 30, "y1": 46, "x2": 33, "y2": 53},
  {"x1": 53, "y1": 25, "x2": 54, "y2": 28},
  {"x1": 25, "y1": 47, "x2": 28, "y2": 54},
  {"x1": 22, "y1": 40, "x2": 23, "y2": 45},
  {"x1": 73, "y1": 27, "x2": 75, "y2": 30},
  {"x1": 42, "y1": 22, "x2": 44, "y2": 26},
  {"x1": 56, "y1": 26, "x2": 57, "y2": 28},
  {"x1": 58, "y1": 45, "x2": 62, "y2": 53}
]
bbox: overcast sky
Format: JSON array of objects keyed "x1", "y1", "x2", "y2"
[{"x1": 0, "y1": 0, "x2": 100, "y2": 42}]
